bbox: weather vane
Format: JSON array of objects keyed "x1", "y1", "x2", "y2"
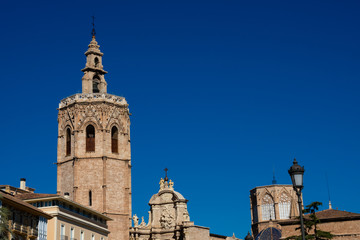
[{"x1": 91, "y1": 15, "x2": 96, "y2": 37}]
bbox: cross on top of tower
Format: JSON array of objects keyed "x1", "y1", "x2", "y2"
[
  {"x1": 164, "y1": 168, "x2": 168, "y2": 182},
  {"x1": 91, "y1": 16, "x2": 96, "y2": 38}
]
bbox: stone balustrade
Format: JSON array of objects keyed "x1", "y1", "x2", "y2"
[{"x1": 59, "y1": 93, "x2": 127, "y2": 108}]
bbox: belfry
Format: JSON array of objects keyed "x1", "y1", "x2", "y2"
[{"x1": 57, "y1": 29, "x2": 132, "y2": 240}]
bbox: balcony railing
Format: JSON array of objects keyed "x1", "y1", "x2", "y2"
[
  {"x1": 12, "y1": 222, "x2": 21, "y2": 231},
  {"x1": 21, "y1": 225, "x2": 28, "y2": 234},
  {"x1": 29, "y1": 228, "x2": 38, "y2": 237}
]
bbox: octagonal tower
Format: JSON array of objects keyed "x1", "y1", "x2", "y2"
[{"x1": 57, "y1": 34, "x2": 131, "y2": 240}]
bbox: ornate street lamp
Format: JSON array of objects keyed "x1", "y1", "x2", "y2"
[{"x1": 288, "y1": 158, "x2": 305, "y2": 240}]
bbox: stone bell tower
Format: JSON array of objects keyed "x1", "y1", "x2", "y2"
[{"x1": 57, "y1": 31, "x2": 131, "y2": 240}]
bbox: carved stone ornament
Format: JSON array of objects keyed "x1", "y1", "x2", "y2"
[
  {"x1": 133, "y1": 214, "x2": 139, "y2": 227},
  {"x1": 160, "y1": 206, "x2": 174, "y2": 229},
  {"x1": 159, "y1": 178, "x2": 165, "y2": 191},
  {"x1": 161, "y1": 193, "x2": 173, "y2": 202},
  {"x1": 183, "y1": 207, "x2": 190, "y2": 221},
  {"x1": 139, "y1": 216, "x2": 146, "y2": 227}
]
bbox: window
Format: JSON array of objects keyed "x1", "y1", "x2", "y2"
[
  {"x1": 93, "y1": 75, "x2": 100, "y2": 93},
  {"x1": 92, "y1": 234, "x2": 95, "y2": 240},
  {"x1": 261, "y1": 194, "x2": 275, "y2": 221},
  {"x1": 89, "y1": 190, "x2": 92, "y2": 206},
  {"x1": 279, "y1": 192, "x2": 291, "y2": 219},
  {"x1": 70, "y1": 227, "x2": 74, "y2": 240},
  {"x1": 86, "y1": 125, "x2": 95, "y2": 152},
  {"x1": 111, "y1": 126, "x2": 118, "y2": 153},
  {"x1": 81, "y1": 231, "x2": 84, "y2": 240},
  {"x1": 60, "y1": 224, "x2": 65, "y2": 240},
  {"x1": 94, "y1": 57, "x2": 99, "y2": 67},
  {"x1": 38, "y1": 216, "x2": 48, "y2": 240},
  {"x1": 66, "y1": 128, "x2": 71, "y2": 156}
]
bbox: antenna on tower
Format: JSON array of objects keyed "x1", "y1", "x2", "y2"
[
  {"x1": 326, "y1": 172, "x2": 332, "y2": 209},
  {"x1": 272, "y1": 166, "x2": 277, "y2": 185},
  {"x1": 91, "y1": 15, "x2": 96, "y2": 37}
]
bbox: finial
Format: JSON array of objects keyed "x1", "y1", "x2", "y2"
[
  {"x1": 164, "y1": 168, "x2": 168, "y2": 182},
  {"x1": 326, "y1": 173, "x2": 332, "y2": 209},
  {"x1": 293, "y1": 157, "x2": 297, "y2": 164},
  {"x1": 91, "y1": 15, "x2": 96, "y2": 38},
  {"x1": 272, "y1": 167, "x2": 277, "y2": 185}
]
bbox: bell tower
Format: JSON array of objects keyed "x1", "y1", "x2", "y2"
[
  {"x1": 81, "y1": 35, "x2": 108, "y2": 94},
  {"x1": 57, "y1": 28, "x2": 131, "y2": 240}
]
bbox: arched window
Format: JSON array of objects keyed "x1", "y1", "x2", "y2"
[
  {"x1": 89, "y1": 190, "x2": 92, "y2": 206},
  {"x1": 279, "y1": 192, "x2": 291, "y2": 219},
  {"x1": 111, "y1": 126, "x2": 118, "y2": 153},
  {"x1": 66, "y1": 128, "x2": 71, "y2": 156},
  {"x1": 93, "y1": 75, "x2": 100, "y2": 93},
  {"x1": 94, "y1": 57, "x2": 99, "y2": 67},
  {"x1": 261, "y1": 194, "x2": 275, "y2": 221},
  {"x1": 86, "y1": 125, "x2": 95, "y2": 152}
]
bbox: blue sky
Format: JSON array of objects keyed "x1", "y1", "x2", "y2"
[{"x1": 1, "y1": 0, "x2": 360, "y2": 237}]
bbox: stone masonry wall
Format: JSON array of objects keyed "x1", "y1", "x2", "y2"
[{"x1": 57, "y1": 97, "x2": 131, "y2": 240}]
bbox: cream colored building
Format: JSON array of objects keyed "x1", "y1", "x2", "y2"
[
  {"x1": 56, "y1": 34, "x2": 131, "y2": 240},
  {"x1": 0, "y1": 190, "x2": 52, "y2": 240},
  {"x1": 17, "y1": 193, "x2": 111, "y2": 240}
]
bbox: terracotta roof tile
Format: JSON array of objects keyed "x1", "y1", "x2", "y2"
[
  {"x1": 16, "y1": 193, "x2": 58, "y2": 200},
  {"x1": 309, "y1": 209, "x2": 360, "y2": 220},
  {"x1": 0, "y1": 191, "x2": 52, "y2": 219}
]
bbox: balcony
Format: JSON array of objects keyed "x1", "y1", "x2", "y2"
[
  {"x1": 12, "y1": 222, "x2": 21, "y2": 232},
  {"x1": 29, "y1": 228, "x2": 38, "y2": 237},
  {"x1": 20, "y1": 225, "x2": 28, "y2": 234}
]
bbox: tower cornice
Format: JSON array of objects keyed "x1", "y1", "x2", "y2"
[
  {"x1": 59, "y1": 93, "x2": 128, "y2": 109},
  {"x1": 81, "y1": 67, "x2": 108, "y2": 74}
]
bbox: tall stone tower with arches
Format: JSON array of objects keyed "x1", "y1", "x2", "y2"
[{"x1": 57, "y1": 32, "x2": 131, "y2": 240}]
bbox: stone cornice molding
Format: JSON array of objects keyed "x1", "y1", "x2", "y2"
[
  {"x1": 59, "y1": 93, "x2": 128, "y2": 109},
  {"x1": 56, "y1": 157, "x2": 131, "y2": 165}
]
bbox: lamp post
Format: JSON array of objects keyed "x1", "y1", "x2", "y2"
[{"x1": 288, "y1": 158, "x2": 305, "y2": 240}]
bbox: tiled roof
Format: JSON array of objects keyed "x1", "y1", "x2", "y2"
[
  {"x1": 0, "y1": 190, "x2": 52, "y2": 219},
  {"x1": 16, "y1": 192, "x2": 112, "y2": 220},
  {"x1": 309, "y1": 209, "x2": 360, "y2": 220},
  {"x1": 16, "y1": 193, "x2": 58, "y2": 200}
]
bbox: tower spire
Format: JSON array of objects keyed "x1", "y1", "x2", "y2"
[
  {"x1": 326, "y1": 173, "x2": 332, "y2": 209},
  {"x1": 272, "y1": 167, "x2": 277, "y2": 185},
  {"x1": 81, "y1": 19, "x2": 108, "y2": 94}
]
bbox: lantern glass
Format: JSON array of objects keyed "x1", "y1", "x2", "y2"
[{"x1": 293, "y1": 173, "x2": 303, "y2": 187}]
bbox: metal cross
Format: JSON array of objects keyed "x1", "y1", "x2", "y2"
[
  {"x1": 91, "y1": 15, "x2": 96, "y2": 37},
  {"x1": 164, "y1": 168, "x2": 168, "y2": 181}
]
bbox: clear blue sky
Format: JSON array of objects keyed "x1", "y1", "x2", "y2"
[{"x1": 1, "y1": 0, "x2": 359, "y2": 237}]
